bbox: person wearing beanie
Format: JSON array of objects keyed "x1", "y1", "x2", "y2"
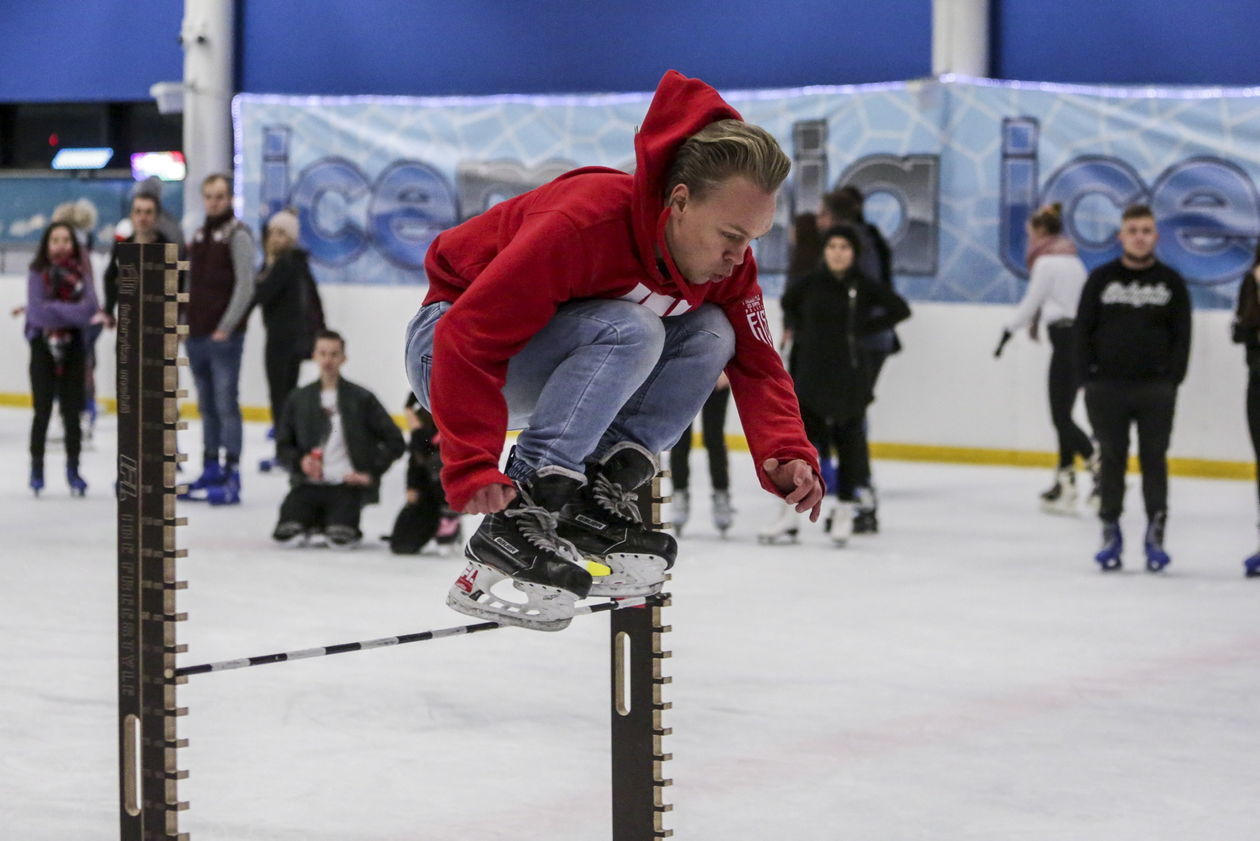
[
  {"x1": 253, "y1": 207, "x2": 325, "y2": 470},
  {"x1": 761, "y1": 225, "x2": 910, "y2": 545}
]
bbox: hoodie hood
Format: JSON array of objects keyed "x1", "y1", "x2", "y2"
[{"x1": 632, "y1": 70, "x2": 744, "y2": 308}]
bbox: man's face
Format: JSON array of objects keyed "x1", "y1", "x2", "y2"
[
  {"x1": 131, "y1": 198, "x2": 158, "y2": 236},
  {"x1": 664, "y1": 176, "x2": 777, "y2": 285},
  {"x1": 1118, "y1": 215, "x2": 1158, "y2": 261},
  {"x1": 202, "y1": 178, "x2": 231, "y2": 218},
  {"x1": 312, "y1": 338, "x2": 345, "y2": 377}
]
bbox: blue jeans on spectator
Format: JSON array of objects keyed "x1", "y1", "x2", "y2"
[
  {"x1": 405, "y1": 299, "x2": 735, "y2": 480},
  {"x1": 185, "y1": 332, "x2": 245, "y2": 464}
]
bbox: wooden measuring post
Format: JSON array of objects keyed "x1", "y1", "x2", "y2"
[
  {"x1": 116, "y1": 242, "x2": 189, "y2": 841},
  {"x1": 610, "y1": 472, "x2": 674, "y2": 839}
]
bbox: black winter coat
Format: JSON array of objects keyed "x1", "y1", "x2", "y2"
[
  {"x1": 254, "y1": 248, "x2": 325, "y2": 355},
  {"x1": 782, "y1": 267, "x2": 911, "y2": 420},
  {"x1": 276, "y1": 377, "x2": 406, "y2": 504}
]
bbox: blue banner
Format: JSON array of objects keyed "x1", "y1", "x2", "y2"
[{"x1": 233, "y1": 77, "x2": 1260, "y2": 309}]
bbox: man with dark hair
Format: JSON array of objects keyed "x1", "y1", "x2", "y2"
[
  {"x1": 406, "y1": 70, "x2": 823, "y2": 630},
  {"x1": 1077, "y1": 204, "x2": 1192, "y2": 572},
  {"x1": 182, "y1": 173, "x2": 255, "y2": 505},
  {"x1": 102, "y1": 193, "x2": 176, "y2": 328},
  {"x1": 273, "y1": 331, "x2": 406, "y2": 548}
]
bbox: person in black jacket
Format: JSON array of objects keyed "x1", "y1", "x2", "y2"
[
  {"x1": 763, "y1": 225, "x2": 910, "y2": 545},
  {"x1": 1231, "y1": 244, "x2": 1260, "y2": 577},
  {"x1": 385, "y1": 394, "x2": 463, "y2": 554},
  {"x1": 254, "y1": 209, "x2": 325, "y2": 461},
  {"x1": 272, "y1": 330, "x2": 406, "y2": 548},
  {"x1": 1077, "y1": 204, "x2": 1191, "y2": 573}
]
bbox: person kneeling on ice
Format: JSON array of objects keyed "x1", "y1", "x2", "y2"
[
  {"x1": 273, "y1": 330, "x2": 406, "y2": 548},
  {"x1": 405, "y1": 70, "x2": 824, "y2": 631}
]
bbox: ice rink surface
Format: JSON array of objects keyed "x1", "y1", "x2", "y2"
[{"x1": 2, "y1": 406, "x2": 1257, "y2": 840}]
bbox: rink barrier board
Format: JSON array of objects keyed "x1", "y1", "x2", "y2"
[
  {"x1": 115, "y1": 245, "x2": 673, "y2": 840},
  {"x1": 13, "y1": 383, "x2": 1240, "y2": 482}
]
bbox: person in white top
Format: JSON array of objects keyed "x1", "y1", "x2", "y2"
[{"x1": 994, "y1": 203, "x2": 1097, "y2": 514}]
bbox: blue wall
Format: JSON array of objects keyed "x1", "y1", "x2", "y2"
[
  {"x1": 2, "y1": 0, "x2": 1259, "y2": 103},
  {"x1": 0, "y1": 1, "x2": 183, "y2": 102},
  {"x1": 994, "y1": 0, "x2": 1260, "y2": 86},
  {"x1": 237, "y1": 0, "x2": 931, "y2": 95}
]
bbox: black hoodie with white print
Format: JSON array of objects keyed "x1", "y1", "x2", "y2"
[{"x1": 1076, "y1": 258, "x2": 1192, "y2": 384}]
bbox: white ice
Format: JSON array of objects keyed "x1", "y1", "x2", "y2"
[{"x1": 1, "y1": 406, "x2": 1257, "y2": 840}]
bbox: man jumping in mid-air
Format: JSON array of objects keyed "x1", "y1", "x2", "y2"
[{"x1": 406, "y1": 70, "x2": 824, "y2": 630}]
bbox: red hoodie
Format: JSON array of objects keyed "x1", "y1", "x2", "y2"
[{"x1": 423, "y1": 70, "x2": 819, "y2": 510}]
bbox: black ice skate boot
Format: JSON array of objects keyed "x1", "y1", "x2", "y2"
[
  {"x1": 558, "y1": 442, "x2": 677, "y2": 597},
  {"x1": 448, "y1": 467, "x2": 593, "y2": 631}
]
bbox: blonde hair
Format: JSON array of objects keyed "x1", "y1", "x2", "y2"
[
  {"x1": 665, "y1": 119, "x2": 790, "y2": 201},
  {"x1": 1030, "y1": 202, "x2": 1063, "y2": 236}
]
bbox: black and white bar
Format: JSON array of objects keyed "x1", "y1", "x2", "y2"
[{"x1": 172, "y1": 594, "x2": 666, "y2": 678}]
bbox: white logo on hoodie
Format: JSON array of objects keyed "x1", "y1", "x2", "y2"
[{"x1": 1100, "y1": 281, "x2": 1172, "y2": 308}]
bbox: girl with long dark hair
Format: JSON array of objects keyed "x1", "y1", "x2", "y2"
[
  {"x1": 1232, "y1": 242, "x2": 1260, "y2": 576},
  {"x1": 25, "y1": 221, "x2": 99, "y2": 496}
]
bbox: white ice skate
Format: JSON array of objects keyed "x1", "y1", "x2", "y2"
[
  {"x1": 1040, "y1": 469, "x2": 1078, "y2": 516},
  {"x1": 758, "y1": 500, "x2": 799, "y2": 545},
  {"x1": 712, "y1": 490, "x2": 734, "y2": 537},
  {"x1": 825, "y1": 500, "x2": 854, "y2": 547},
  {"x1": 671, "y1": 488, "x2": 690, "y2": 537},
  {"x1": 446, "y1": 558, "x2": 580, "y2": 632}
]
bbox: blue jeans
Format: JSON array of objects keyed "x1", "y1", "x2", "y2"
[
  {"x1": 185, "y1": 333, "x2": 245, "y2": 463},
  {"x1": 405, "y1": 299, "x2": 735, "y2": 479}
]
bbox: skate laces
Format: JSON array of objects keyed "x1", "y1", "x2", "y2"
[
  {"x1": 592, "y1": 474, "x2": 642, "y2": 523},
  {"x1": 506, "y1": 503, "x2": 583, "y2": 564}
]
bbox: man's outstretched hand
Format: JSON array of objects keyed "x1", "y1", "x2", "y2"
[
  {"x1": 762, "y1": 458, "x2": 824, "y2": 522},
  {"x1": 465, "y1": 482, "x2": 517, "y2": 515}
]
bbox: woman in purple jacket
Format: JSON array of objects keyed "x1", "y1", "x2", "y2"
[{"x1": 25, "y1": 221, "x2": 98, "y2": 496}]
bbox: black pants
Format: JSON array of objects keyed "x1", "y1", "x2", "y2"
[
  {"x1": 265, "y1": 340, "x2": 306, "y2": 428},
  {"x1": 29, "y1": 336, "x2": 85, "y2": 466},
  {"x1": 1084, "y1": 379, "x2": 1177, "y2": 523},
  {"x1": 1047, "y1": 323, "x2": 1094, "y2": 468},
  {"x1": 276, "y1": 484, "x2": 365, "y2": 535},
  {"x1": 1247, "y1": 373, "x2": 1260, "y2": 506},
  {"x1": 802, "y1": 406, "x2": 869, "y2": 501},
  {"x1": 669, "y1": 387, "x2": 730, "y2": 491}
]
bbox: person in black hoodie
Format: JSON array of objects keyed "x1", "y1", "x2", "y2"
[
  {"x1": 1077, "y1": 204, "x2": 1191, "y2": 573},
  {"x1": 253, "y1": 208, "x2": 325, "y2": 467},
  {"x1": 763, "y1": 225, "x2": 910, "y2": 545},
  {"x1": 1231, "y1": 244, "x2": 1260, "y2": 577},
  {"x1": 272, "y1": 330, "x2": 405, "y2": 548}
]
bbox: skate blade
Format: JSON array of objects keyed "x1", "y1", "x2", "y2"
[
  {"x1": 757, "y1": 531, "x2": 799, "y2": 546},
  {"x1": 1040, "y1": 501, "x2": 1080, "y2": 517},
  {"x1": 446, "y1": 561, "x2": 576, "y2": 631},
  {"x1": 585, "y1": 553, "x2": 667, "y2": 598}
]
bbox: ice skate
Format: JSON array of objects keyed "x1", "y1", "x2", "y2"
[
  {"x1": 825, "y1": 499, "x2": 854, "y2": 547},
  {"x1": 447, "y1": 468, "x2": 593, "y2": 632},
  {"x1": 1245, "y1": 549, "x2": 1260, "y2": 578},
  {"x1": 1040, "y1": 469, "x2": 1078, "y2": 516},
  {"x1": 434, "y1": 508, "x2": 462, "y2": 555},
  {"x1": 180, "y1": 459, "x2": 224, "y2": 501},
  {"x1": 206, "y1": 467, "x2": 241, "y2": 506},
  {"x1": 711, "y1": 489, "x2": 734, "y2": 536},
  {"x1": 29, "y1": 461, "x2": 44, "y2": 497},
  {"x1": 852, "y1": 486, "x2": 879, "y2": 534},
  {"x1": 273, "y1": 521, "x2": 309, "y2": 548},
  {"x1": 326, "y1": 524, "x2": 362, "y2": 549},
  {"x1": 1085, "y1": 452, "x2": 1101, "y2": 514},
  {"x1": 1095, "y1": 520, "x2": 1123, "y2": 571},
  {"x1": 758, "y1": 500, "x2": 799, "y2": 545},
  {"x1": 1144, "y1": 511, "x2": 1171, "y2": 573},
  {"x1": 672, "y1": 488, "x2": 690, "y2": 537},
  {"x1": 558, "y1": 443, "x2": 676, "y2": 598},
  {"x1": 66, "y1": 465, "x2": 87, "y2": 497}
]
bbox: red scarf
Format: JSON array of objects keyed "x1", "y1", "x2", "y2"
[{"x1": 43, "y1": 256, "x2": 86, "y2": 375}]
